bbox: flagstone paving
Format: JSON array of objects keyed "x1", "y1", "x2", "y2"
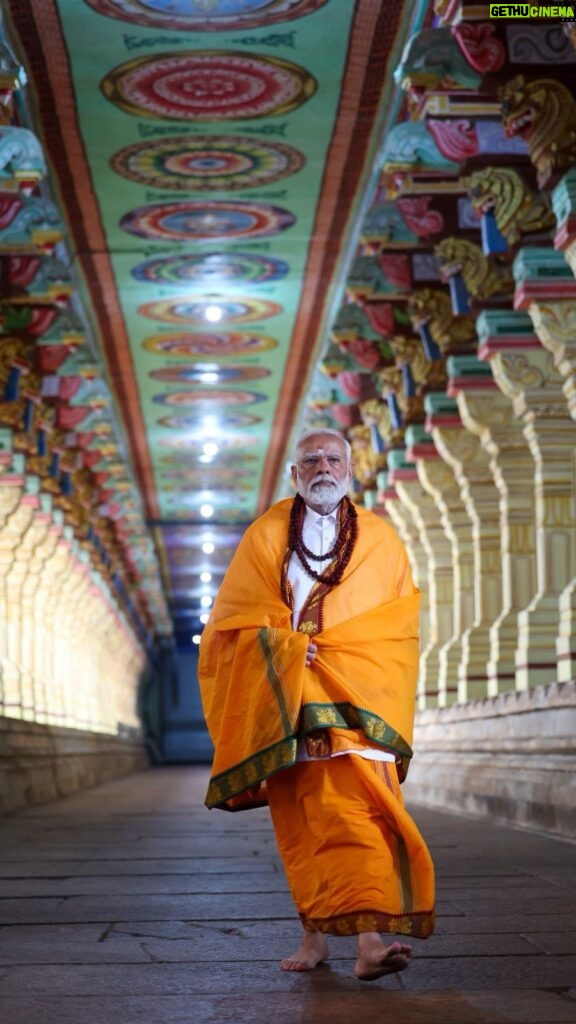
[{"x1": 0, "y1": 765, "x2": 575, "y2": 1024}]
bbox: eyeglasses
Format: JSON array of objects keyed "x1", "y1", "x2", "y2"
[{"x1": 297, "y1": 454, "x2": 346, "y2": 469}]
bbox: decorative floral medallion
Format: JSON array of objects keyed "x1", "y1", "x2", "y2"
[
  {"x1": 137, "y1": 296, "x2": 282, "y2": 325},
  {"x1": 85, "y1": 0, "x2": 327, "y2": 31},
  {"x1": 101, "y1": 51, "x2": 317, "y2": 121},
  {"x1": 142, "y1": 332, "x2": 278, "y2": 357},
  {"x1": 120, "y1": 199, "x2": 295, "y2": 241},
  {"x1": 158, "y1": 411, "x2": 261, "y2": 429},
  {"x1": 153, "y1": 388, "x2": 267, "y2": 406},
  {"x1": 149, "y1": 365, "x2": 271, "y2": 384},
  {"x1": 132, "y1": 252, "x2": 289, "y2": 285},
  {"x1": 111, "y1": 135, "x2": 304, "y2": 191}
]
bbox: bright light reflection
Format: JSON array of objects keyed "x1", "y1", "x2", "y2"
[
  {"x1": 200, "y1": 504, "x2": 214, "y2": 518},
  {"x1": 200, "y1": 612, "x2": 210, "y2": 624},
  {"x1": 192, "y1": 634, "x2": 202, "y2": 645},
  {"x1": 204, "y1": 305, "x2": 222, "y2": 323},
  {"x1": 199, "y1": 371, "x2": 219, "y2": 383},
  {"x1": 200, "y1": 571, "x2": 212, "y2": 583},
  {"x1": 202, "y1": 541, "x2": 215, "y2": 554},
  {"x1": 203, "y1": 441, "x2": 219, "y2": 456},
  {"x1": 200, "y1": 595, "x2": 213, "y2": 608},
  {"x1": 199, "y1": 454, "x2": 213, "y2": 464}
]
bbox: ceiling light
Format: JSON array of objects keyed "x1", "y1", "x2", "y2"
[
  {"x1": 200, "y1": 571, "x2": 212, "y2": 583},
  {"x1": 205, "y1": 305, "x2": 223, "y2": 323},
  {"x1": 192, "y1": 634, "x2": 202, "y2": 645},
  {"x1": 200, "y1": 595, "x2": 213, "y2": 608},
  {"x1": 202, "y1": 541, "x2": 215, "y2": 554},
  {"x1": 200, "y1": 504, "x2": 214, "y2": 518},
  {"x1": 200, "y1": 612, "x2": 210, "y2": 624}
]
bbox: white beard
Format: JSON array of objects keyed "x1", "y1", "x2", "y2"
[{"x1": 298, "y1": 475, "x2": 349, "y2": 513}]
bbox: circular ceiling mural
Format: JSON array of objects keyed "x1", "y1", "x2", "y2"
[
  {"x1": 149, "y1": 365, "x2": 271, "y2": 384},
  {"x1": 138, "y1": 296, "x2": 282, "y2": 325},
  {"x1": 120, "y1": 200, "x2": 295, "y2": 242},
  {"x1": 101, "y1": 51, "x2": 317, "y2": 121},
  {"x1": 111, "y1": 136, "x2": 304, "y2": 191},
  {"x1": 142, "y1": 332, "x2": 278, "y2": 358},
  {"x1": 153, "y1": 389, "x2": 267, "y2": 406},
  {"x1": 158, "y1": 411, "x2": 261, "y2": 429},
  {"x1": 85, "y1": 0, "x2": 328, "y2": 31},
  {"x1": 132, "y1": 252, "x2": 289, "y2": 285}
]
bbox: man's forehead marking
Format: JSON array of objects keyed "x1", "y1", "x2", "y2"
[{"x1": 300, "y1": 443, "x2": 344, "y2": 456}]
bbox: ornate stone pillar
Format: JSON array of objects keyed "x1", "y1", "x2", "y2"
[
  {"x1": 406, "y1": 417, "x2": 475, "y2": 706},
  {"x1": 380, "y1": 470, "x2": 434, "y2": 702},
  {"x1": 388, "y1": 449, "x2": 456, "y2": 707},
  {"x1": 513, "y1": 248, "x2": 576, "y2": 686},
  {"x1": 16, "y1": 487, "x2": 55, "y2": 722},
  {"x1": 481, "y1": 307, "x2": 576, "y2": 689},
  {"x1": 514, "y1": 247, "x2": 576, "y2": 422},
  {"x1": 458, "y1": 319, "x2": 538, "y2": 695},
  {"x1": 0, "y1": 470, "x2": 37, "y2": 717},
  {"x1": 426, "y1": 357, "x2": 503, "y2": 701}
]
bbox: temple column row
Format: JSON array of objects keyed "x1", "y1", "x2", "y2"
[
  {"x1": 376, "y1": 172, "x2": 576, "y2": 705},
  {"x1": 0, "y1": 435, "x2": 146, "y2": 732}
]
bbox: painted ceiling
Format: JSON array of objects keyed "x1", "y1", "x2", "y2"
[{"x1": 3, "y1": 0, "x2": 422, "y2": 637}]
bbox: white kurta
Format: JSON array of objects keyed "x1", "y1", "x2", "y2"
[{"x1": 287, "y1": 503, "x2": 395, "y2": 764}]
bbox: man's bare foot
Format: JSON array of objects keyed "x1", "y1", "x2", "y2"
[
  {"x1": 280, "y1": 931, "x2": 329, "y2": 972},
  {"x1": 354, "y1": 935, "x2": 412, "y2": 982}
]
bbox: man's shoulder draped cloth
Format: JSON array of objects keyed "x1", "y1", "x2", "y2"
[{"x1": 198, "y1": 498, "x2": 420, "y2": 811}]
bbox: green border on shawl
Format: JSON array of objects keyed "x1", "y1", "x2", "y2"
[
  {"x1": 302, "y1": 701, "x2": 413, "y2": 776},
  {"x1": 206, "y1": 735, "x2": 298, "y2": 809},
  {"x1": 205, "y1": 702, "x2": 414, "y2": 808}
]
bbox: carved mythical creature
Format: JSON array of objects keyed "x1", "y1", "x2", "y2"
[
  {"x1": 388, "y1": 335, "x2": 448, "y2": 394},
  {"x1": 499, "y1": 75, "x2": 576, "y2": 187},
  {"x1": 0, "y1": 126, "x2": 46, "y2": 182},
  {"x1": 407, "y1": 288, "x2": 476, "y2": 350},
  {"x1": 0, "y1": 195, "x2": 62, "y2": 249},
  {"x1": 360, "y1": 398, "x2": 404, "y2": 452},
  {"x1": 394, "y1": 27, "x2": 482, "y2": 92},
  {"x1": 360, "y1": 201, "x2": 419, "y2": 248},
  {"x1": 381, "y1": 121, "x2": 461, "y2": 176},
  {"x1": 379, "y1": 359, "x2": 425, "y2": 425},
  {"x1": 346, "y1": 255, "x2": 410, "y2": 300},
  {"x1": 435, "y1": 237, "x2": 513, "y2": 300},
  {"x1": 463, "y1": 166, "x2": 555, "y2": 246},
  {"x1": 348, "y1": 424, "x2": 387, "y2": 485}
]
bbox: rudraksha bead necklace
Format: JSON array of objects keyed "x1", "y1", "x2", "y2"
[{"x1": 288, "y1": 493, "x2": 357, "y2": 587}]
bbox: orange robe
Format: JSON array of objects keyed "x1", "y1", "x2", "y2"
[{"x1": 199, "y1": 498, "x2": 435, "y2": 938}]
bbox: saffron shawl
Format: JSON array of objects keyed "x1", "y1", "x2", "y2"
[{"x1": 199, "y1": 498, "x2": 420, "y2": 810}]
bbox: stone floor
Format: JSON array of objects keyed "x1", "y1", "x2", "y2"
[{"x1": 0, "y1": 765, "x2": 575, "y2": 1024}]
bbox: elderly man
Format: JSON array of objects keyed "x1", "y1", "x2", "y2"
[{"x1": 199, "y1": 429, "x2": 435, "y2": 981}]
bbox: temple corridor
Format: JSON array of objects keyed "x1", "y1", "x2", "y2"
[{"x1": 0, "y1": 766, "x2": 575, "y2": 1024}]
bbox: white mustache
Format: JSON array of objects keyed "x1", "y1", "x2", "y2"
[{"x1": 311, "y1": 475, "x2": 336, "y2": 486}]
